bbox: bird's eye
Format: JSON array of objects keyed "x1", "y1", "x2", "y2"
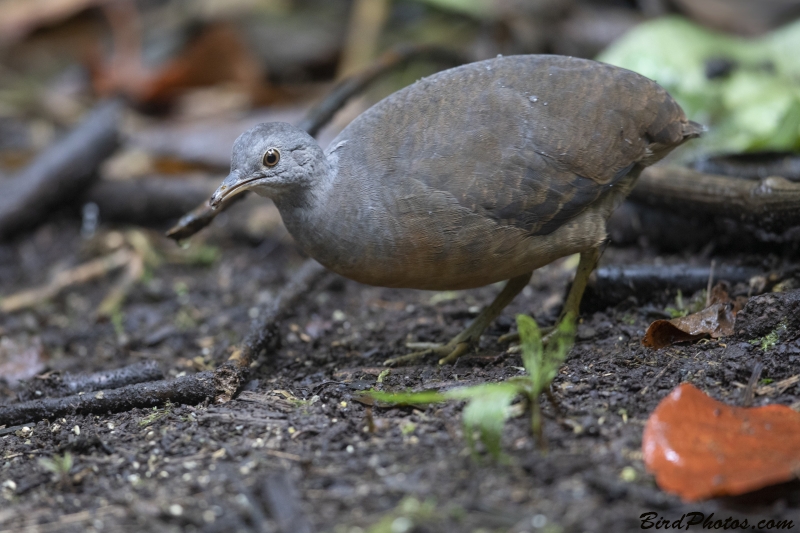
[{"x1": 263, "y1": 148, "x2": 280, "y2": 167}]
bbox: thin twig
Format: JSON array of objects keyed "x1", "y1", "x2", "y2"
[
  {"x1": 95, "y1": 252, "x2": 145, "y2": 319},
  {"x1": 18, "y1": 361, "x2": 164, "y2": 401},
  {"x1": 0, "y1": 249, "x2": 132, "y2": 313},
  {"x1": 639, "y1": 356, "x2": 677, "y2": 396},
  {"x1": 740, "y1": 361, "x2": 764, "y2": 408},
  {"x1": 0, "y1": 260, "x2": 329, "y2": 426},
  {"x1": 215, "y1": 259, "x2": 329, "y2": 402}
]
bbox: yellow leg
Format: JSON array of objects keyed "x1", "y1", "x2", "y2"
[
  {"x1": 559, "y1": 246, "x2": 600, "y2": 322},
  {"x1": 384, "y1": 272, "x2": 533, "y2": 366},
  {"x1": 499, "y1": 247, "x2": 601, "y2": 344}
]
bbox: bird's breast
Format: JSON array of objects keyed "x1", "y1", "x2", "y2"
[{"x1": 281, "y1": 179, "x2": 612, "y2": 290}]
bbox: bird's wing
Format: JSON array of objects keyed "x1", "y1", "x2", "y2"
[{"x1": 331, "y1": 55, "x2": 694, "y2": 235}]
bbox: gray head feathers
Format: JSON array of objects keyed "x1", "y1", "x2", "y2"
[{"x1": 209, "y1": 122, "x2": 328, "y2": 208}]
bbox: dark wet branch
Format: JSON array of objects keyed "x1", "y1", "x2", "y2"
[
  {"x1": 166, "y1": 44, "x2": 466, "y2": 242},
  {"x1": 0, "y1": 372, "x2": 215, "y2": 427},
  {"x1": 215, "y1": 259, "x2": 329, "y2": 402},
  {"x1": 582, "y1": 263, "x2": 763, "y2": 312},
  {"x1": 0, "y1": 100, "x2": 122, "y2": 241},
  {"x1": 692, "y1": 153, "x2": 800, "y2": 182},
  {"x1": 85, "y1": 176, "x2": 218, "y2": 225},
  {"x1": 633, "y1": 166, "x2": 800, "y2": 232},
  {"x1": 0, "y1": 260, "x2": 329, "y2": 426},
  {"x1": 18, "y1": 361, "x2": 164, "y2": 401}
]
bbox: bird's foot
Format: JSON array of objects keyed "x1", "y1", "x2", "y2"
[{"x1": 383, "y1": 340, "x2": 471, "y2": 367}]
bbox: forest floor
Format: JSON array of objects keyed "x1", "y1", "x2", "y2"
[{"x1": 1, "y1": 208, "x2": 798, "y2": 533}]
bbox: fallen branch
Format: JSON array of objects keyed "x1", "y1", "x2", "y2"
[
  {"x1": 0, "y1": 372, "x2": 215, "y2": 427},
  {"x1": 633, "y1": 166, "x2": 800, "y2": 232},
  {"x1": 166, "y1": 44, "x2": 466, "y2": 242},
  {"x1": 18, "y1": 361, "x2": 164, "y2": 401},
  {"x1": 582, "y1": 263, "x2": 762, "y2": 312},
  {"x1": 0, "y1": 260, "x2": 329, "y2": 426},
  {"x1": 215, "y1": 259, "x2": 329, "y2": 402},
  {"x1": 0, "y1": 99, "x2": 122, "y2": 241},
  {"x1": 85, "y1": 176, "x2": 219, "y2": 225},
  {"x1": 692, "y1": 153, "x2": 800, "y2": 182}
]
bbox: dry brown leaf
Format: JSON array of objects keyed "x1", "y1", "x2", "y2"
[
  {"x1": 91, "y1": 7, "x2": 266, "y2": 110},
  {"x1": 642, "y1": 282, "x2": 744, "y2": 349}
]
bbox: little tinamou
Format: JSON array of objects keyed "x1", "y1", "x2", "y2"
[{"x1": 210, "y1": 55, "x2": 702, "y2": 365}]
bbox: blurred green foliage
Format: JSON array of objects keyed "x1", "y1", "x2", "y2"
[
  {"x1": 413, "y1": 0, "x2": 493, "y2": 18},
  {"x1": 599, "y1": 16, "x2": 800, "y2": 156}
]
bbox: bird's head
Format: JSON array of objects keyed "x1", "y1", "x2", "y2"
[{"x1": 210, "y1": 122, "x2": 326, "y2": 209}]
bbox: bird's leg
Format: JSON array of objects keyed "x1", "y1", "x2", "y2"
[
  {"x1": 384, "y1": 272, "x2": 533, "y2": 366},
  {"x1": 555, "y1": 246, "x2": 600, "y2": 325},
  {"x1": 499, "y1": 247, "x2": 601, "y2": 345}
]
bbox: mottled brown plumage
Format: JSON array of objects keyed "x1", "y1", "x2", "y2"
[{"x1": 210, "y1": 55, "x2": 701, "y2": 364}]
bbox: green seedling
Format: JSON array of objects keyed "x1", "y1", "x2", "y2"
[
  {"x1": 664, "y1": 289, "x2": 708, "y2": 318},
  {"x1": 38, "y1": 452, "x2": 73, "y2": 486},
  {"x1": 368, "y1": 315, "x2": 575, "y2": 458},
  {"x1": 139, "y1": 403, "x2": 171, "y2": 427},
  {"x1": 749, "y1": 320, "x2": 788, "y2": 351}
]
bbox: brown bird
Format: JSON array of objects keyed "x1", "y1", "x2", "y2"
[{"x1": 210, "y1": 55, "x2": 702, "y2": 365}]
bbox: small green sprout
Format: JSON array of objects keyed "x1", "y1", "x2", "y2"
[
  {"x1": 39, "y1": 453, "x2": 73, "y2": 486},
  {"x1": 368, "y1": 315, "x2": 575, "y2": 458},
  {"x1": 749, "y1": 320, "x2": 788, "y2": 351},
  {"x1": 139, "y1": 403, "x2": 171, "y2": 426}
]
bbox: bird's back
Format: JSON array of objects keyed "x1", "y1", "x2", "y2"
[{"x1": 285, "y1": 55, "x2": 699, "y2": 289}]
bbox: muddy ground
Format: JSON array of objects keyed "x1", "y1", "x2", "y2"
[{"x1": 0, "y1": 206, "x2": 798, "y2": 533}]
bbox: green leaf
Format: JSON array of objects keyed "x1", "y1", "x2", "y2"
[
  {"x1": 412, "y1": 0, "x2": 494, "y2": 18},
  {"x1": 368, "y1": 390, "x2": 447, "y2": 405},
  {"x1": 517, "y1": 315, "x2": 574, "y2": 396},
  {"x1": 516, "y1": 314, "x2": 543, "y2": 382},
  {"x1": 598, "y1": 16, "x2": 800, "y2": 157},
  {"x1": 449, "y1": 383, "x2": 520, "y2": 459},
  {"x1": 367, "y1": 316, "x2": 576, "y2": 456}
]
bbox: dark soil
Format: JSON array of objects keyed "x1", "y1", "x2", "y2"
[{"x1": 1, "y1": 213, "x2": 799, "y2": 533}]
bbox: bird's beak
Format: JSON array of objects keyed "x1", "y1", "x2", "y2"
[{"x1": 209, "y1": 171, "x2": 253, "y2": 209}]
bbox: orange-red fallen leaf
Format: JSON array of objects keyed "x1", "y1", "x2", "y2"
[
  {"x1": 643, "y1": 383, "x2": 800, "y2": 501},
  {"x1": 90, "y1": 1, "x2": 267, "y2": 109},
  {"x1": 642, "y1": 282, "x2": 745, "y2": 348}
]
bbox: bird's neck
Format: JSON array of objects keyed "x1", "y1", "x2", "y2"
[
  {"x1": 273, "y1": 148, "x2": 335, "y2": 211},
  {"x1": 274, "y1": 148, "x2": 386, "y2": 278},
  {"x1": 273, "y1": 149, "x2": 338, "y2": 231}
]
